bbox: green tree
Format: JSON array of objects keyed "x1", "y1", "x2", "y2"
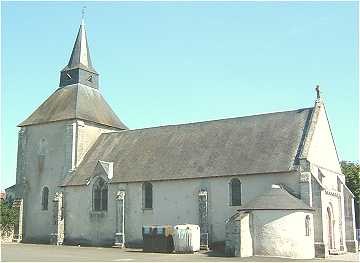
[
  {"x1": 341, "y1": 161, "x2": 360, "y2": 229},
  {"x1": 341, "y1": 161, "x2": 360, "y2": 203},
  {"x1": 0, "y1": 200, "x2": 18, "y2": 233}
]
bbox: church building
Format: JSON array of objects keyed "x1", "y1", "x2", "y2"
[{"x1": 12, "y1": 20, "x2": 358, "y2": 259}]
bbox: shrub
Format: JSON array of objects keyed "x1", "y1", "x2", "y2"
[{"x1": 0, "y1": 200, "x2": 18, "y2": 234}]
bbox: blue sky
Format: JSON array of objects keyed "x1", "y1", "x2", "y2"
[{"x1": 1, "y1": 1, "x2": 358, "y2": 190}]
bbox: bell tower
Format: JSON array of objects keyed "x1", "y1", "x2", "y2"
[
  {"x1": 59, "y1": 19, "x2": 99, "y2": 89},
  {"x1": 16, "y1": 17, "x2": 127, "y2": 243}
]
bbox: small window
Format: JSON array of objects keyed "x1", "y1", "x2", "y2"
[
  {"x1": 66, "y1": 73, "x2": 72, "y2": 79},
  {"x1": 93, "y1": 177, "x2": 108, "y2": 211},
  {"x1": 305, "y1": 215, "x2": 311, "y2": 236},
  {"x1": 143, "y1": 182, "x2": 153, "y2": 209},
  {"x1": 87, "y1": 75, "x2": 93, "y2": 82},
  {"x1": 42, "y1": 187, "x2": 49, "y2": 210},
  {"x1": 230, "y1": 178, "x2": 241, "y2": 206}
]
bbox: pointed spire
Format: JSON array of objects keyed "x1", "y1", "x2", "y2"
[
  {"x1": 66, "y1": 18, "x2": 96, "y2": 72},
  {"x1": 59, "y1": 13, "x2": 99, "y2": 89}
]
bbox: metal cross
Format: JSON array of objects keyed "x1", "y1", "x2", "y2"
[
  {"x1": 82, "y1": 6, "x2": 86, "y2": 20},
  {"x1": 315, "y1": 85, "x2": 321, "y2": 99}
]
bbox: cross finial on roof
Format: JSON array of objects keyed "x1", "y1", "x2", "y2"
[{"x1": 315, "y1": 85, "x2": 321, "y2": 100}]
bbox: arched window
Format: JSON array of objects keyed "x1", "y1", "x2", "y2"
[
  {"x1": 143, "y1": 182, "x2": 153, "y2": 209},
  {"x1": 42, "y1": 187, "x2": 49, "y2": 210},
  {"x1": 230, "y1": 178, "x2": 241, "y2": 206},
  {"x1": 305, "y1": 215, "x2": 311, "y2": 236},
  {"x1": 93, "y1": 177, "x2": 108, "y2": 211}
]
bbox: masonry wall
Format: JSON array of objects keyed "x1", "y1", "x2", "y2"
[
  {"x1": 305, "y1": 104, "x2": 354, "y2": 256},
  {"x1": 76, "y1": 120, "x2": 120, "y2": 166},
  {"x1": 311, "y1": 177, "x2": 325, "y2": 256},
  {"x1": 19, "y1": 119, "x2": 118, "y2": 243},
  {"x1": 224, "y1": 214, "x2": 240, "y2": 257},
  {"x1": 321, "y1": 192, "x2": 342, "y2": 251},
  {"x1": 252, "y1": 210, "x2": 315, "y2": 259},
  {"x1": 63, "y1": 171, "x2": 298, "y2": 246},
  {"x1": 20, "y1": 120, "x2": 73, "y2": 242},
  {"x1": 307, "y1": 105, "x2": 342, "y2": 174},
  {"x1": 343, "y1": 187, "x2": 357, "y2": 252},
  {"x1": 239, "y1": 213, "x2": 253, "y2": 257}
]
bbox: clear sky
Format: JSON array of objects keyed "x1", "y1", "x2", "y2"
[{"x1": 1, "y1": 1, "x2": 359, "y2": 190}]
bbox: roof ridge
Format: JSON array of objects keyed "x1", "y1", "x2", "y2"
[{"x1": 101, "y1": 106, "x2": 314, "y2": 135}]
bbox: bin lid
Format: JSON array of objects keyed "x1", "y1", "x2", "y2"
[
  {"x1": 174, "y1": 224, "x2": 200, "y2": 230},
  {"x1": 142, "y1": 225, "x2": 174, "y2": 236}
]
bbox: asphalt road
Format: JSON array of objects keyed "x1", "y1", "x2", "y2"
[{"x1": 1, "y1": 243, "x2": 359, "y2": 262}]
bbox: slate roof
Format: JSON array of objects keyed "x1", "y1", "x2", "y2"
[
  {"x1": 238, "y1": 186, "x2": 314, "y2": 211},
  {"x1": 18, "y1": 84, "x2": 127, "y2": 129},
  {"x1": 65, "y1": 107, "x2": 313, "y2": 186},
  {"x1": 62, "y1": 20, "x2": 96, "y2": 73}
]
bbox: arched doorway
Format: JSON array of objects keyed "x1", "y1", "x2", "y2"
[{"x1": 327, "y1": 207, "x2": 334, "y2": 250}]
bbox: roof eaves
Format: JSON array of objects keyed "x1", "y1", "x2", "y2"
[
  {"x1": 18, "y1": 117, "x2": 78, "y2": 128},
  {"x1": 63, "y1": 169, "x2": 298, "y2": 187},
  {"x1": 237, "y1": 207, "x2": 315, "y2": 211}
]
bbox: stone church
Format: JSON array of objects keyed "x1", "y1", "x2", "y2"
[{"x1": 11, "y1": 20, "x2": 357, "y2": 259}]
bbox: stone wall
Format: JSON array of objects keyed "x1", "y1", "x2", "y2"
[
  {"x1": 321, "y1": 191, "x2": 343, "y2": 252},
  {"x1": 306, "y1": 105, "x2": 342, "y2": 174},
  {"x1": 343, "y1": 187, "x2": 358, "y2": 252},
  {"x1": 225, "y1": 210, "x2": 314, "y2": 259},
  {"x1": 76, "y1": 120, "x2": 119, "y2": 166},
  {"x1": 239, "y1": 212, "x2": 253, "y2": 257},
  {"x1": 19, "y1": 119, "x2": 118, "y2": 243},
  {"x1": 225, "y1": 213, "x2": 240, "y2": 257},
  {"x1": 310, "y1": 174, "x2": 347, "y2": 257},
  {"x1": 20, "y1": 121, "x2": 72, "y2": 243},
  {"x1": 63, "y1": 171, "x2": 298, "y2": 247},
  {"x1": 300, "y1": 103, "x2": 353, "y2": 257},
  {"x1": 252, "y1": 210, "x2": 315, "y2": 259},
  {"x1": 311, "y1": 177, "x2": 325, "y2": 257}
]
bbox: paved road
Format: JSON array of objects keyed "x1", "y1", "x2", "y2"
[{"x1": 1, "y1": 243, "x2": 359, "y2": 262}]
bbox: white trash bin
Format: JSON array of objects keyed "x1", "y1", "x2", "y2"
[{"x1": 173, "y1": 224, "x2": 200, "y2": 253}]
